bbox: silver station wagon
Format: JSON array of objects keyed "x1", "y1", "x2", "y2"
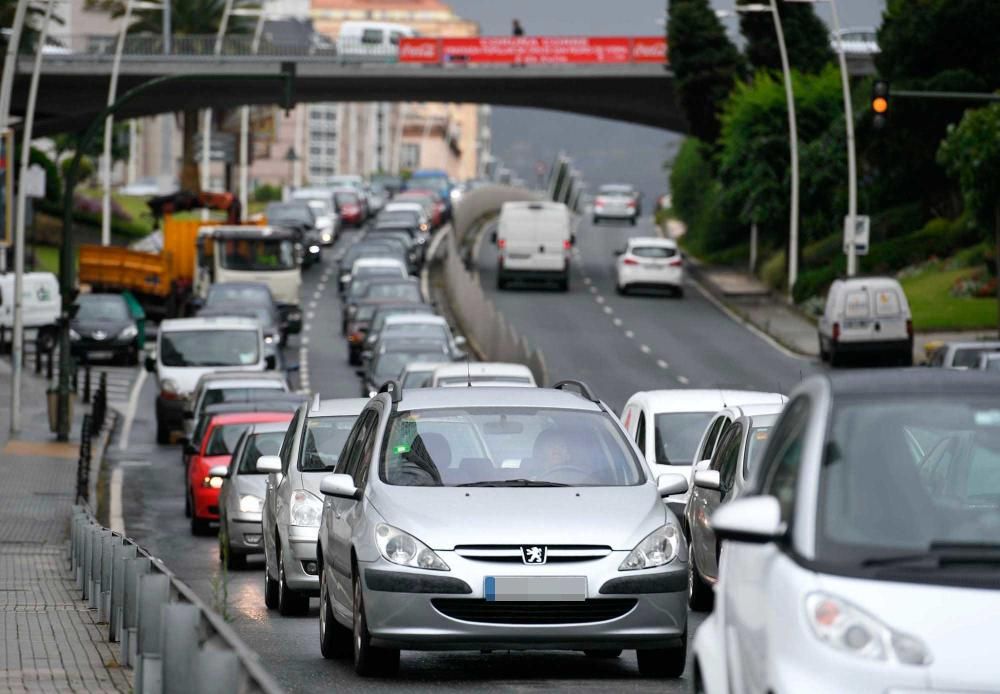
[{"x1": 315, "y1": 381, "x2": 690, "y2": 678}]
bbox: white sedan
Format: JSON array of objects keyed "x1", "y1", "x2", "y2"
[{"x1": 615, "y1": 237, "x2": 683, "y2": 297}]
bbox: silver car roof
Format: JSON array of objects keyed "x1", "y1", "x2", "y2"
[
  {"x1": 308, "y1": 397, "x2": 369, "y2": 418},
  {"x1": 393, "y1": 386, "x2": 602, "y2": 413}
]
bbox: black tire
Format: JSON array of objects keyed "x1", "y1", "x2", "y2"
[
  {"x1": 818, "y1": 337, "x2": 829, "y2": 363},
  {"x1": 36, "y1": 328, "x2": 56, "y2": 353},
  {"x1": 558, "y1": 276, "x2": 570, "y2": 292},
  {"x1": 184, "y1": 490, "x2": 192, "y2": 518},
  {"x1": 615, "y1": 283, "x2": 625, "y2": 295},
  {"x1": 353, "y1": 575, "x2": 400, "y2": 676},
  {"x1": 674, "y1": 286, "x2": 685, "y2": 299},
  {"x1": 688, "y1": 554, "x2": 714, "y2": 612},
  {"x1": 264, "y1": 560, "x2": 280, "y2": 610},
  {"x1": 584, "y1": 649, "x2": 622, "y2": 658},
  {"x1": 190, "y1": 514, "x2": 210, "y2": 536},
  {"x1": 320, "y1": 567, "x2": 352, "y2": 659},
  {"x1": 156, "y1": 418, "x2": 170, "y2": 445},
  {"x1": 636, "y1": 632, "x2": 686, "y2": 678},
  {"x1": 630, "y1": 217, "x2": 637, "y2": 226},
  {"x1": 829, "y1": 346, "x2": 841, "y2": 368},
  {"x1": 277, "y1": 544, "x2": 309, "y2": 616},
  {"x1": 497, "y1": 275, "x2": 507, "y2": 290},
  {"x1": 592, "y1": 216, "x2": 600, "y2": 225},
  {"x1": 222, "y1": 532, "x2": 247, "y2": 570}
]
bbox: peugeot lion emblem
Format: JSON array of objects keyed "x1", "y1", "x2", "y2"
[
  {"x1": 92, "y1": 330, "x2": 107, "y2": 340},
  {"x1": 521, "y1": 546, "x2": 547, "y2": 565}
]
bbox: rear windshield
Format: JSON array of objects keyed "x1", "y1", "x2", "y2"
[
  {"x1": 206, "y1": 423, "x2": 253, "y2": 456},
  {"x1": 207, "y1": 285, "x2": 271, "y2": 306},
  {"x1": 438, "y1": 375, "x2": 532, "y2": 386},
  {"x1": 844, "y1": 290, "x2": 870, "y2": 318},
  {"x1": 238, "y1": 431, "x2": 287, "y2": 473},
  {"x1": 631, "y1": 246, "x2": 676, "y2": 259},
  {"x1": 365, "y1": 283, "x2": 421, "y2": 302},
  {"x1": 203, "y1": 386, "x2": 285, "y2": 409},
  {"x1": 301, "y1": 416, "x2": 358, "y2": 472},
  {"x1": 654, "y1": 412, "x2": 715, "y2": 465}
]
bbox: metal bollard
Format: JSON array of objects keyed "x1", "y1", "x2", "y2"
[
  {"x1": 81, "y1": 525, "x2": 96, "y2": 596},
  {"x1": 110, "y1": 542, "x2": 137, "y2": 642},
  {"x1": 35, "y1": 340, "x2": 41, "y2": 374},
  {"x1": 99, "y1": 533, "x2": 118, "y2": 622},
  {"x1": 161, "y1": 603, "x2": 200, "y2": 694},
  {"x1": 83, "y1": 363, "x2": 92, "y2": 403},
  {"x1": 90, "y1": 529, "x2": 111, "y2": 609},
  {"x1": 122, "y1": 556, "x2": 151, "y2": 668},
  {"x1": 135, "y1": 573, "x2": 170, "y2": 694},
  {"x1": 46, "y1": 349, "x2": 53, "y2": 379},
  {"x1": 194, "y1": 648, "x2": 241, "y2": 694}
]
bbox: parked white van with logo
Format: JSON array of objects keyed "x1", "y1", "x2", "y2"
[
  {"x1": 818, "y1": 276, "x2": 912, "y2": 367},
  {"x1": 493, "y1": 201, "x2": 574, "y2": 291},
  {"x1": 0, "y1": 272, "x2": 61, "y2": 351}
]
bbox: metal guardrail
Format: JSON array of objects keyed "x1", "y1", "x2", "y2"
[{"x1": 70, "y1": 506, "x2": 284, "y2": 694}]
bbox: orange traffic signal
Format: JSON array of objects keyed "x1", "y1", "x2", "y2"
[
  {"x1": 872, "y1": 96, "x2": 888, "y2": 114},
  {"x1": 872, "y1": 80, "x2": 890, "y2": 127}
]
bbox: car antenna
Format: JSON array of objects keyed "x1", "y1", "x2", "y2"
[{"x1": 466, "y1": 353, "x2": 472, "y2": 388}]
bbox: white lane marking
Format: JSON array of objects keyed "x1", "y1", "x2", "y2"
[
  {"x1": 603, "y1": 306, "x2": 613, "y2": 315},
  {"x1": 309, "y1": 300, "x2": 317, "y2": 309},
  {"x1": 678, "y1": 375, "x2": 690, "y2": 385},
  {"x1": 613, "y1": 318, "x2": 623, "y2": 327},
  {"x1": 657, "y1": 359, "x2": 669, "y2": 369},
  {"x1": 110, "y1": 466, "x2": 125, "y2": 535},
  {"x1": 640, "y1": 344, "x2": 651, "y2": 354},
  {"x1": 595, "y1": 296, "x2": 605, "y2": 305},
  {"x1": 624, "y1": 330, "x2": 635, "y2": 339},
  {"x1": 306, "y1": 311, "x2": 315, "y2": 320},
  {"x1": 118, "y1": 368, "x2": 147, "y2": 451},
  {"x1": 303, "y1": 323, "x2": 311, "y2": 332},
  {"x1": 313, "y1": 291, "x2": 322, "y2": 300},
  {"x1": 583, "y1": 277, "x2": 592, "y2": 285},
  {"x1": 317, "y1": 283, "x2": 326, "y2": 292},
  {"x1": 301, "y1": 336, "x2": 310, "y2": 346},
  {"x1": 589, "y1": 286, "x2": 598, "y2": 294}
]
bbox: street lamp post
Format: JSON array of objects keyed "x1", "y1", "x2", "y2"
[
  {"x1": 0, "y1": 0, "x2": 30, "y2": 273},
  {"x1": 201, "y1": 0, "x2": 235, "y2": 220},
  {"x1": 231, "y1": 5, "x2": 271, "y2": 220}
]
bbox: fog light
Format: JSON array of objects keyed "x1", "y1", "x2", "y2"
[
  {"x1": 321, "y1": 233, "x2": 332, "y2": 243},
  {"x1": 243, "y1": 534, "x2": 262, "y2": 546},
  {"x1": 302, "y1": 560, "x2": 319, "y2": 575}
]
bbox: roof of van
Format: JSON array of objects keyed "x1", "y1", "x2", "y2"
[
  {"x1": 624, "y1": 389, "x2": 787, "y2": 415},
  {"x1": 160, "y1": 316, "x2": 260, "y2": 333},
  {"x1": 501, "y1": 200, "x2": 566, "y2": 212}
]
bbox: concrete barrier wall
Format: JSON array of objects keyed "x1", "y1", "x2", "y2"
[{"x1": 437, "y1": 185, "x2": 549, "y2": 386}]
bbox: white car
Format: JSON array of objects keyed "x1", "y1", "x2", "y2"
[
  {"x1": 398, "y1": 360, "x2": 450, "y2": 389},
  {"x1": 430, "y1": 362, "x2": 536, "y2": 388},
  {"x1": 0, "y1": 271, "x2": 61, "y2": 352},
  {"x1": 620, "y1": 389, "x2": 787, "y2": 523},
  {"x1": 593, "y1": 183, "x2": 640, "y2": 225},
  {"x1": 291, "y1": 188, "x2": 341, "y2": 245},
  {"x1": 494, "y1": 201, "x2": 573, "y2": 292},
  {"x1": 818, "y1": 277, "x2": 912, "y2": 367},
  {"x1": 927, "y1": 341, "x2": 1000, "y2": 369},
  {"x1": 615, "y1": 237, "x2": 684, "y2": 296},
  {"x1": 347, "y1": 257, "x2": 408, "y2": 291},
  {"x1": 382, "y1": 201, "x2": 431, "y2": 234},
  {"x1": 146, "y1": 316, "x2": 268, "y2": 445},
  {"x1": 693, "y1": 369, "x2": 1000, "y2": 694},
  {"x1": 377, "y1": 314, "x2": 466, "y2": 360},
  {"x1": 184, "y1": 371, "x2": 291, "y2": 440}
]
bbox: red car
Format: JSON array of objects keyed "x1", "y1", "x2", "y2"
[
  {"x1": 333, "y1": 189, "x2": 365, "y2": 227},
  {"x1": 187, "y1": 411, "x2": 293, "y2": 535}
]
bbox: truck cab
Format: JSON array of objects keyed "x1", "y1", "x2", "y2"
[{"x1": 195, "y1": 226, "x2": 302, "y2": 333}]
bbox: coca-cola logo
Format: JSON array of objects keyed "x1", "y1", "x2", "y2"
[
  {"x1": 632, "y1": 40, "x2": 667, "y2": 60},
  {"x1": 400, "y1": 40, "x2": 439, "y2": 61}
]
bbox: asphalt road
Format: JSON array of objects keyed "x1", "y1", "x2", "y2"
[
  {"x1": 476, "y1": 214, "x2": 818, "y2": 412},
  {"x1": 117, "y1": 230, "x2": 706, "y2": 693}
]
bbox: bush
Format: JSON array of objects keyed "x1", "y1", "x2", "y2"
[
  {"x1": 61, "y1": 156, "x2": 95, "y2": 185},
  {"x1": 760, "y1": 250, "x2": 787, "y2": 291},
  {"x1": 35, "y1": 198, "x2": 149, "y2": 240},
  {"x1": 253, "y1": 184, "x2": 282, "y2": 203}
]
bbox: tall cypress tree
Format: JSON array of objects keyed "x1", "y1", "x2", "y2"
[
  {"x1": 738, "y1": 0, "x2": 833, "y2": 74},
  {"x1": 668, "y1": 0, "x2": 745, "y2": 144}
]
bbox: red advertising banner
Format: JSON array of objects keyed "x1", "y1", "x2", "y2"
[{"x1": 398, "y1": 36, "x2": 669, "y2": 65}]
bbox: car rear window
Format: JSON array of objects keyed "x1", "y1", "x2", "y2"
[
  {"x1": 300, "y1": 416, "x2": 358, "y2": 471},
  {"x1": 238, "y1": 431, "x2": 287, "y2": 473},
  {"x1": 206, "y1": 423, "x2": 253, "y2": 456},
  {"x1": 654, "y1": 412, "x2": 715, "y2": 465},
  {"x1": 843, "y1": 290, "x2": 870, "y2": 318},
  {"x1": 203, "y1": 386, "x2": 284, "y2": 408},
  {"x1": 632, "y1": 246, "x2": 676, "y2": 259},
  {"x1": 874, "y1": 289, "x2": 901, "y2": 317}
]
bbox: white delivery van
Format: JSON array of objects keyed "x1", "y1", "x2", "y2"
[
  {"x1": 0, "y1": 272, "x2": 61, "y2": 351},
  {"x1": 493, "y1": 201, "x2": 574, "y2": 291},
  {"x1": 337, "y1": 21, "x2": 415, "y2": 58},
  {"x1": 818, "y1": 276, "x2": 913, "y2": 367}
]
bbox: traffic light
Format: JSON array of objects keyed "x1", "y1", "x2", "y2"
[{"x1": 871, "y1": 80, "x2": 890, "y2": 128}]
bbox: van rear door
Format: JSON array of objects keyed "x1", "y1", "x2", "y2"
[
  {"x1": 21, "y1": 274, "x2": 61, "y2": 328},
  {"x1": 501, "y1": 206, "x2": 569, "y2": 272}
]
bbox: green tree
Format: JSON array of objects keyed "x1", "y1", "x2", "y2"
[
  {"x1": 738, "y1": 0, "x2": 832, "y2": 74},
  {"x1": 85, "y1": 0, "x2": 253, "y2": 191},
  {"x1": 937, "y1": 103, "x2": 1000, "y2": 333},
  {"x1": 667, "y1": 0, "x2": 745, "y2": 144}
]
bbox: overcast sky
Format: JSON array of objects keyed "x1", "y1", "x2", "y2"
[{"x1": 445, "y1": 0, "x2": 885, "y2": 198}]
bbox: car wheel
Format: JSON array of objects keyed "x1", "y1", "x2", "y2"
[
  {"x1": 264, "y1": 545, "x2": 280, "y2": 609},
  {"x1": 636, "y1": 632, "x2": 686, "y2": 678},
  {"x1": 818, "y1": 337, "x2": 829, "y2": 362},
  {"x1": 184, "y1": 490, "x2": 191, "y2": 519},
  {"x1": 688, "y1": 553, "x2": 714, "y2": 611},
  {"x1": 277, "y1": 544, "x2": 309, "y2": 616},
  {"x1": 36, "y1": 327, "x2": 57, "y2": 353},
  {"x1": 497, "y1": 275, "x2": 507, "y2": 290},
  {"x1": 221, "y1": 528, "x2": 247, "y2": 570},
  {"x1": 674, "y1": 286, "x2": 685, "y2": 299},
  {"x1": 190, "y1": 513, "x2": 210, "y2": 536},
  {"x1": 156, "y1": 418, "x2": 170, "y2": 445},
  {"x1": 558, "y1": 276, "x2": 569, "y2": 292},
  {"x1": 592, "y1": 216, "x2": 600, "y2": 225},
  {"x1": 630, "y1": 217, "x2": 637, "y2": 226},
  {"x1": 353, "y1": 574, "x2": 400, "y2": 676},
  {"x1": 584, "y1": 649, "x2": 622, "y2": 658},
  {"x1": 829, "y1": 346, "x2": 841, "y2": 368},
  {"x1": 320, "y1": 567, "x2": 352, "y2": 659}
]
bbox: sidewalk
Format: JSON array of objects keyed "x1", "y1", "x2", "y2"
[{"x1": 0, "y1": 359, "x2": 132, "y2": 692}]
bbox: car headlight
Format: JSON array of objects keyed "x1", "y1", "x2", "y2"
[
  {"x1": 321, "y1": 233, "x2": 332, "y2": 243},
  {"x1": 289, "y1": 490, "x2": 323, "y2": 527},
  {"x1": 202, "y1": 475, "x2": 225, "y2": 489},
  {"x1": 118, "y1": 325, "x2": 138, "y2": 340},
  {"x1": 374, "y1": 523, "x2": 449, "y2": 571},
  {"x1": 805, "y1": 592, "x2": 932, "y2": 665},
  {"x1": 309, "y1": 245, "x2": 320, "y2": 254},
  {"x1": 69, "y1": 328, "x2": 81, "y2": 341},
  {"x1": 264, "y1": 334, "x2": 274, "y2": 344},
  {"x1": 239, "y1": 494, "x2": 264, "y2": 514},
  {"x1": 368, "y1": 390, "x2": 377, "y2": 398},
  {"x1": 619, "y1": 524, "x2": 681, "y2": 571}
]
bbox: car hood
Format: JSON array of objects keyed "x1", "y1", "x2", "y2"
[
  {"x1": 816, "y1": 572, "x2": 1000, "y2": 690},
  {"x1": 233, "y1": 474, "x2": 268, "y2": 498},
  {"x1": 369, "y1": 484, "x2": 666, "y2": 551}
]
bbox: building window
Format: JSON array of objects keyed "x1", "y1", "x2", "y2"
[{"x1": 400, "y1": 143, "x2": 420, "y2": 170}]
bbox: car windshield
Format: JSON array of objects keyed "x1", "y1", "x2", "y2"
[
  {"x1": 266, "y1": 203, "x2": 314, "y2": 225},
  {"x1": 954, "y1": 347, "x2": 1000, "y2": 369},
  {"x1": 200, "y1": 306, "x2": 275, "y2": 328},
  {"x1": 654, "y1": 412, "x2": 715, "y2": 465},
  {"x1": 300, "y1": 416, "x2": 357, "y2": 472},
  {"x1": 206, "y1": 423, "x2": 253, "y2": 456},
  {"x1": 365, "y1": 283, "x2": 421, "y2": 302},
  {"x1": 160, "y1": 330, "x2": 259, "y2": 367},
  {"x1": 206, "y1": 285, "x2": 271, "y2": 306},
  {"x1": 75, "y1": 297, "x2": 129, "y2": 321},
  {"x1": 238, "y1": 431, "x2": 286, "y2": 473},
  {"x1": 743, "y1": 426, "x2": 772, "y2": 477},
  {"x1": 372, "y1": 307, "x2": 432, "y2": 331},
  {"x1": 381, "y1": 407, "x2": 644, "y2": 487},
  {"x1": 202, "y1": 386, "x2": 285, "y2": 409},
  {"x1": 218, "y1": 239, "x2": 296, "y2": 271},
  {"x1": 298, "y1": 198, "x2": 331, "y2": 216},
  {"x1": 373, "y1": 349, "x2": 447, "y2": 382},
  {"x1": 402, "y1": 369, "x2": 435, "y2": 388},
  {"x1": 817, "y1": 395, "x2": 1000, "y2": 566}
]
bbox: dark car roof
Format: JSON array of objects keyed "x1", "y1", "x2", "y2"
[{"x1": 824, "y1": 369, "x2": 1000, "y2": 397}]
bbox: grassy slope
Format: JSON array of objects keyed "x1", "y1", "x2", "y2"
[{"x1": 902, "y1": 266, "x2": 997, "y2": 332}]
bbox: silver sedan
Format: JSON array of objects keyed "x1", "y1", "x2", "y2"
[{"x1": 316, "y1": 384, "x2": 690, "y2": 678}]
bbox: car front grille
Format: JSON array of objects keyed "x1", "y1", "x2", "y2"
[
  {"x1": 431, "y1": 599, "x2": 637, "y2": 625},
  {"x1": 453, "y1": 545, "x2": 612, "y2": 563}
]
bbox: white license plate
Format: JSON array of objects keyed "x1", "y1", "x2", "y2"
[
  {"x1": 508, "y1": 253, "x2": 532, "y2": 260},
  {"x1": 484, "y1": 576, "x2": 587, "y2": 602},
  {"x1": 644, "y1": 262, "x2": 667, "y2": 269},
  {"x1": 88, "y1": 350, "x2": 114, "y2": 360},
  {"x1": 843, "y1": 319, "x2": 870, "y2": 329}
]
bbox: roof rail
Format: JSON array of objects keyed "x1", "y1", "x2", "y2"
[
  {"x1": 377, "y1": 379, "x2": 403, "y2": 404},
  {"x1": 310, "y1": 392, "x2": 322, "y2": 412},
  {"x1": 552, "y1": 380, "x2": 599, "y2": 404}
]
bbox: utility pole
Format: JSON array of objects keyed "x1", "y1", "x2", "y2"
[
  {"x1": 201, "y1": 0, "x2": 235, "y2": 219},
  {"x1": 101, "y1": 0, "x2": 138, "y2": 246},
  {"x1": 769, "y1": 0, "x2": 799, "y2": 298},
  {"x1": 160, "y1": 0, "x2": 172, "y2": 191},
  {"x1": 0, "y1": 0, "x2": 29, "y2": 274}
]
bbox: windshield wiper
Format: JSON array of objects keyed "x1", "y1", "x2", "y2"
[
  {"x1": 861, "y1": 544, "x2": 1000, "y2": 568},
  {"x1": 458, "y1": 479, "x2": 569, "y2": 488}
]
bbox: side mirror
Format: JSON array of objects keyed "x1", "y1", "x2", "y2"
[
  {"x1": 711, "y1": 496, "x2": 786, "y2": 544},
  {"x1": 656, "y1": 473, "x2": 688, "y2": 498},
  {"x1": 256, "y1": 455, "x2": 282, "y2": 473},
  {"x1": 454, "y1": 335, "x2": 467, "y2": 348},
  {"x1": 207, "y1": 465, "x2": 229, "y2": 479},
  {"x1": 614, "y1": 248, "x2": 625, "y2": 256},
  {"x1": 265, "y1": 355, "x2": 277, "y2": 370},
  {"x1": 144, "y1": 354, "x2": 156, "y2": 373},
  {"x1": 694, "y1": 470, "x2": 721, "y2": 491},
  {"x1": 319, "y1": 473, "x2": 362, "y2": 501},
  {"x1": 490, "y1": 231, "x2": 498, "y2": 244}
]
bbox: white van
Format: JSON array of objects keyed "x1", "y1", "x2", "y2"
[
  {"x1": 818, "y1": 276, "x2": 912, "y2": 366},
  {"x1": 493, "y1": 201, "x2": 574, "y2": 291},
  {"x1": 337, "y1": 21, "x2": 415, "y2": 58},
  {"x1": 0, "y1": 272, "x2": 61, "y2": 351}
]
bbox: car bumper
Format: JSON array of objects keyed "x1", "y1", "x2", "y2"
[
  {"x1": 594, "y1": 208, "x2": 637, "y2": 220},
  {"x1": 283, "y1": 525, "x2": 321, "y2": 593},
  {"x1": 359, "y1": 553, "x2": 687, "y2": 651},
  {"x1": 620, "y1": 266, "x2": 683, "y2": 288},
  {"x1": 71, "y1": 337, "x2": 134, "y2": 358},
  {"x1": 192, "y1": 485, "x2": 221, "y2": 521},
  {"x1": 830, "y1": 337, "x2": 912, "y2": 354},
  {"x1": 226, "y1": 514, "x2": 264, "y2": 553},
  {"x1": 498, "y1": 267, "x2": 568, "y2": 282}
]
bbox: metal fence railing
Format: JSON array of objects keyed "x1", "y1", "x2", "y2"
[{"x1": 70, "y1": 505, "x2": 284, "y2": 694}]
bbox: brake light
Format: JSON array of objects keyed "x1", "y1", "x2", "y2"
[
  {"x1": 348, "y1": 332, "x2": 363, "y2": 343},
  {"x1": 832, "y1": 322, "x2": 840, "y2": 342},
  {"x1": 563, "y1": 239, "x2": 572, "y2": 250},
  {"x1": 160, "y1": 390, "x2": 180, "y2": 401},
  {"x1": 497, "y1": 238, "x2": 506, "y2": 249},
  {"x1": 906, "y1": 319, "x2": 913, "y2": 338},
  {"x1": 623, "y1": 257, "x2": 640, "y2": 266},
  {"x1": 668, "y1": 256, "x2": 682, "y2": 266},
  {"x1": 627, "y1": 199, "x2": 636, "y2": 208}
]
